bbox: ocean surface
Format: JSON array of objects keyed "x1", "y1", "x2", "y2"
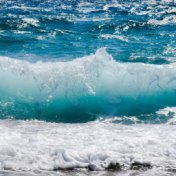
[{"x1": 0, "y1": 0, "x2": 176, "y2": 175}]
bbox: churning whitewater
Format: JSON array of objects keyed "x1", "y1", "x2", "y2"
[
  {"x1": 0, "y1": 118, "x2": 176, "y2": 173},
  {"x1": 0, "y1": 48, "x2": 176, "y2": 122}
]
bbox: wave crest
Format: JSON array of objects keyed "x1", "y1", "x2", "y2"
[{"x1": 0, "y1": 48, "x2": 176, "y2": 122}]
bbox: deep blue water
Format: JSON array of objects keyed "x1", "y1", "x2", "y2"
[
  {"x1": 0, "y1": 0, "x2": 176, "y2": 63},
  {"x1": 0, "y1": 0, "x2": 176, "y2": 123}
]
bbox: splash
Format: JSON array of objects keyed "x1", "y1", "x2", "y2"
[{"x1": 0, "y1": 48, "x2": 176, "y2": 122}]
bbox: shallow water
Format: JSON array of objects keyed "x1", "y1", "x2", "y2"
[
  {"x1": 0, "y1": 119, "x2": 176, "y2": 175},
  {"x1": 0, "y1": 170, "x2": 176, "y2": 176}
]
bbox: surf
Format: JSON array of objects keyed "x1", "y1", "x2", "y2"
[{"x1": 0, "y1": 48, "x2": 176, "y2": 122}]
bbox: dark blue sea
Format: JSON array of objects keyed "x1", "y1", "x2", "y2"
[{"x1": 0, "y1": 0, "x2": 176, "y2": 175}]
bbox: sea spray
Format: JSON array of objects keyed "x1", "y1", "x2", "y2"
[{"x1": 0, "y1": 49, "x2": 176, "y2": 122}]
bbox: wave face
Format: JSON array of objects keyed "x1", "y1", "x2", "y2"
[{"x1": 0, "y1": 48, "x2": 176, "y2": 122}]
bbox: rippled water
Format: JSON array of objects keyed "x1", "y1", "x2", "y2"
[{"x1": 0, "y1": 0, "x2": 175, "y2": 63}]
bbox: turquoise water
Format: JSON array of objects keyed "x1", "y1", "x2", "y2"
[
  {"x1": 0, "y1": 1, "x2": 176, "y2": 175},
  {"x1": 0, "y1": 0, "x2": 176, "y2": 123},
  {"x1": 0, "y1": 50, "x2": 176, "y2": 123}
]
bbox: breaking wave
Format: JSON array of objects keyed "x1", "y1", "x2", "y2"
[{"x1": 0, "y1": 48, "x2": 176, "y2": 122}]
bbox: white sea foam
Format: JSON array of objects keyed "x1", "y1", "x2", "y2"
[
  {"x1": 13, "y1": 31, "x2": 31, "y2": 34},
  {"x1": 163, "y1": 45, "x2": 176, "y2": 62},
  {"x1": 148, "y1": 16, "x2": 176, "y2": 26},
  {"x1": 0, "y1": 48, "x2": 175, "y2": 103},
  {"x1": 157, "y1": 107, "x2": 176, "y2": 124},
  {"x1": 0, "y1": 119, "x2": 175, "y2": 172},
  {"x1": 103, "y1": 3, "x2": 124, "y2": 11},
  {"x1": 6, "y1": 6, "x2": 40, "y2": 11},
  {"x1": 100, "y1": 34, "x2": 129, "y2": 42},
  {"x1": 18, "y1": 18, "x2": 39, "y2": 29}
]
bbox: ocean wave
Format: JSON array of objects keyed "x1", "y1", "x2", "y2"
[
  {"x1": 0, "y1": 48, "x2": 176, "y2": 122},
  {"x1": 148, "y1": 16, "x2": 176, "y2": 26},
  {"x1": 100, "y1": 34, "x2": 129, "y2": 42},
  {"x1": 156, "y1": 107, "x2": 176, "y2": 124},
  {"x1": 0, "y1": 119, "x2": 175, "y2": 172}
]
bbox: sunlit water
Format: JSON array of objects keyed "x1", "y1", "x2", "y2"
[{"x1": 0, "y1": 0, "x2": 176, "y2": 175}]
